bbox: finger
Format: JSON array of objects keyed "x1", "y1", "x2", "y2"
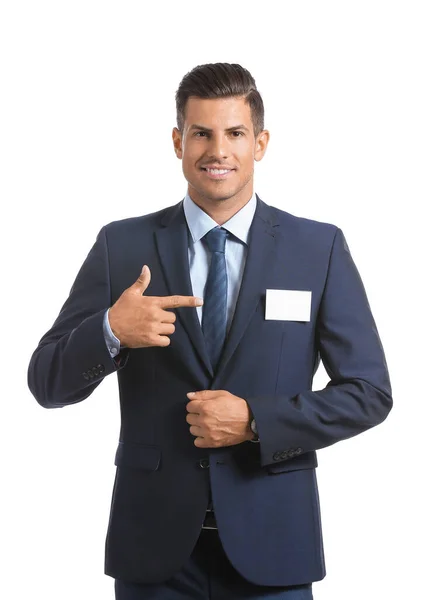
[
  {"x1": 159, "y1": 309, "x2": 177, "y2": 324},
  {"x1": 186, "y1": 413, "x2": 199, "y2": 425},
  {"x1": 158, "y1": 295, "x2": 203, "y2": 309},
  {"x1": 133, "y1": 265, "x2": 151, "y2": 295},
  {"x1": 149, "y1": 334, "x2": 171, "y2": 347},
  {"x1": 186, "y1": 400, "x2": 204, "y2": 414},
  {"x1": 189, "y1": 425, "x2": 202, "y2": 437},
  {"x1": 157, "y1": 322, "x2": 176, "y2": 336}
]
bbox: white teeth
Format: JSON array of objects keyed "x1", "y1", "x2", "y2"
[{"x1": 206, "y1": 168, "x2": 231, "y2": 174}]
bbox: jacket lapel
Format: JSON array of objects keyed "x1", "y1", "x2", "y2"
[
  {"x1": 212, "y1": 195, "x2": 281, "y2": 383},
  {"x1": 155, "y1": 201, "x2": 214, "y2": 378},
  {"x1": 154, "y1": 195, "x2": 282, "y2": 383}
]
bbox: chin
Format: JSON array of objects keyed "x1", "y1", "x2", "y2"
[
  {"x1": 204, "y1": 193, "x2": 236, "y2": 204},
  {"x1": 193, "y1": 184, "x2": 241, "y2": 203}
]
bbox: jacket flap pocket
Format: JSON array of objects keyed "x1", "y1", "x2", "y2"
[
  {"x1": 266, "y1": 451, "x2": 317, "y2": 474},
  {"x1": 114, "y1": 442, "x2": 161, "y2": 471}
]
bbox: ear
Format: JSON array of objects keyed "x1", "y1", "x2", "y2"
[
  {"x1": 172, "y1": 127, "x2": 183, "y2": 159},
  {"x1": 254, "y1": 129, "x2": 270, "y2": 162}
]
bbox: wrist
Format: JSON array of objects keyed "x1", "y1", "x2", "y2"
[{"x1": 108, "y1": 307, "x2": 124, "y2": 345}]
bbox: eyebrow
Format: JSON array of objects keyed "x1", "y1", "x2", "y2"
[{"x1": 190, "y1": 124, "x2": 250, "y2": 133}]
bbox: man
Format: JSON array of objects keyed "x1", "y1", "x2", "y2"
[{"x1": 28, "y1": 63, "x2": 392, "y2": 599}]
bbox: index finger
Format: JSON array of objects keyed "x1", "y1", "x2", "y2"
[{"x1": 157, "y1": 295, "x2": 203, "y2": 309}]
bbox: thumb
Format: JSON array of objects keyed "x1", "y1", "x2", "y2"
[
  {"x1": 133, "y1": 264, "x2": 151, "y2": 295},
  {"x1": 187, "y1": 390, "x2": 216, "y2": 400}
]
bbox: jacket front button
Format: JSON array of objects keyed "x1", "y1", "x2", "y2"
[{"x1": 199, "y1": 458, "x2": 210, "y2": 468}]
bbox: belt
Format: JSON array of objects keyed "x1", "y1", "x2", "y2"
[{"x1": 202, "y1": 508, "x2": 218, "y2": 530}]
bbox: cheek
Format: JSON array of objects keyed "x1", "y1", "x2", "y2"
[
  {"x1": 236, "y1": 143, "x2": 255, "y2": 165},
  {"x1": 238, "y1": 152, "x2": 255, "y2": 173},
  {"x1": 181, "y1": 148, "x2": 199, "y2": 169}
]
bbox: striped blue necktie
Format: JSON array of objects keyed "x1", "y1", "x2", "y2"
[{"x1": 201, "y1": 226, "x2": 229, "y2": 371}]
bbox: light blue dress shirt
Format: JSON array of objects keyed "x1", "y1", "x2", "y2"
[{"x1": 103, "y1": 191, "x2": 257, "y2": 358}]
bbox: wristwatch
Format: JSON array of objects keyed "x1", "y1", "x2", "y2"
[{"x1": 249, "y1": 418, "x2": 260, "y2": 443}]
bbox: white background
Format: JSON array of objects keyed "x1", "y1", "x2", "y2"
[{"x1": 1, "y1": 1, "x2": 420, "y2": 598}]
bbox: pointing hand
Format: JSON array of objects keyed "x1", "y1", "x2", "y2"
[{"x1": 108, "y1": 265, "x2": 203, "y2": 348}]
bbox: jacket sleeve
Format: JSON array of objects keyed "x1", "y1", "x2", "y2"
[
  {"x1": 27, "y1": 226, "x2": 129, "y2": 409},
  {"x1": 246, "y1": 228, "x2": 393, "y2": 467}
]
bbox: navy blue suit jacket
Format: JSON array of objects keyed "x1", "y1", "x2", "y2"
[{"x1": 28, "y1": 195, "x2": 392, "y2": 586}]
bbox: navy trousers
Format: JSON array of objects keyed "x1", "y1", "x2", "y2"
[{"x1": 114, "y1": 528, "x2": 313, "y2": 600}]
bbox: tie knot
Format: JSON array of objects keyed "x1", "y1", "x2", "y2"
[{"x1": 204, "y1": 227, "x2": 228, "y2": 254}]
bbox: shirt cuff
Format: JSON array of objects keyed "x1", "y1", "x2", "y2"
[{"x1": 103, "y1": 308, "x2": 121, "y2": 359}]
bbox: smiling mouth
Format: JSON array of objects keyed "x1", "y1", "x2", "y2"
[{"x1": 200, "y1": 167, "x2": 235, "y2": 180}]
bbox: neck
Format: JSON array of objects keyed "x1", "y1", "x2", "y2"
[{"x1": 187, "y1": 182, "x2": 254, "y2": 225}]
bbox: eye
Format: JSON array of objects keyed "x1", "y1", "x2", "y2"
[
  {"x1": 194, "y1": 131, "x2": 209, "y2": 137},
  {"x1": 231, "y1": 131, "x2": 244, "y2": 137}
]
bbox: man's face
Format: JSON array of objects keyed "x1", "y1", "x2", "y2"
[{"x1": 172, "y1": 96, "x2": 269, "y2": 208}]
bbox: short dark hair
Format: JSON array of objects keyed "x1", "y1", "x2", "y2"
[{"x1": 175, "y1": 63, "x2": 264, "y2": 137}]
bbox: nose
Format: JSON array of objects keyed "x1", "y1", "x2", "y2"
[{"x1": 207, "y1": 132, "x2": 229, "y2": 159}]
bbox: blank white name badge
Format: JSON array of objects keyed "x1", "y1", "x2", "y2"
[{"x1": 265, "y1": 289, "x2": 312, "y2": 321}]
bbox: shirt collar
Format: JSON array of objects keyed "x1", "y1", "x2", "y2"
[{"x1": 183, "y1": 190, "x2": 257, "y2": 246}]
